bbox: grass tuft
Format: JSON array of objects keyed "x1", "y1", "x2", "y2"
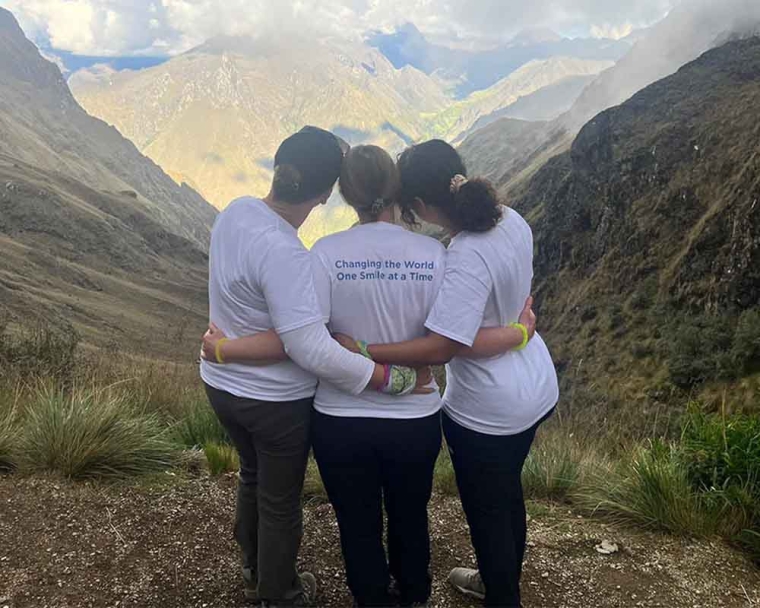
[
  {"x1": 303, "y1": 456, "x2": 328, "y2": 501},
  {"x1": 20, "y1": 385, "x2": 177, "y2": 479},
  {"x1": 203, "y1": 442, "x2": 239, "y2": 476},
  {"x1": 173, "y1": 399, "x2": 229, "y2": 449},
  {"x1": 522, "y1": 431, "x2": 592, "y2": 501},
  {"x1": 433, "y1": 445, "x2": 459, "y2": 497}
]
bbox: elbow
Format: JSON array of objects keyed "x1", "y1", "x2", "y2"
[{"x1": 430, "y1": 342, "x2": 461, "y2": 366}]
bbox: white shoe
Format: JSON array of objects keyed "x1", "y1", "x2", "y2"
[{"x1": 448, "y1": 567, "x2": 485, "y2": 601}]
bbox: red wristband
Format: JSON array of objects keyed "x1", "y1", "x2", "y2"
[{"x1": 377, "y1": 364, "x2": 391, "y2": 393}]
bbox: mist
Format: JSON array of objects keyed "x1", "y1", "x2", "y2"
[{"x1": 564, "y1": 0, "x2": 760, "y2": 130}]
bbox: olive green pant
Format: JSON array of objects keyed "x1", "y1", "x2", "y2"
[{"x1": 205, "y1": 384, "x2": 312, "y2": 602}]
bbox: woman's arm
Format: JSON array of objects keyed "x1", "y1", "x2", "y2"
[
  {"x1": 462, "y1": 297, "x2": 536, "y2": 359},
  {"x1": 201, "y1": 324, "x2": 286, "y2": 365},
  {"x1": 337, "y1": 297, "x2": 537, "y2": 367},
  {"x1": 202, "y1": 323, "x2": 433, "y2": 396}
]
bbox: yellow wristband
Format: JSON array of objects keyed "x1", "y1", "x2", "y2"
[
  {"x1": 509, "y1": 323, "x2": 529, "y2": 351},
  {"x1": 215, "y1": 338, "x2": 229, "y2": 364}
]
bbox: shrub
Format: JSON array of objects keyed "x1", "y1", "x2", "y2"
[
  {"x1": 0, "y1": 321, "x2": 79, "y2": 382},
  {"x1": 203, "y1": 442, "x2": 239, "y2": 476},
  {"x1": 574, "y1": 440, "x2": 722, "y2": 536},
  {"x1": 522, "y1": 431, "x2": 607, "y2": 501},
  {"x1": 681, "y1": 406, "x2": 760, "y2": 497},
  {"x1": 732, "y1": 308, "x2": 760, "y2": 374},
  {"x1": 667, "y1": 316, "x2": 733, "y2": 388},
  {"x1": 173, "y1": 399, "x2": 229, "y2": 449},
  {"x1": 629, "y1": 278, "x2": 658, "y2": 311},
  {"x1": 608, "y1": 304, "x2": 625, "y2": 331},
  {"x1": 20, "y1": 386, "x2": 177, "y2": 479}
]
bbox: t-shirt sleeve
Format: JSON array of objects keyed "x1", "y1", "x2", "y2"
[
  {"x1": 310, "y1": 249, "x2": 332, "y2": 324},
  {"x1": 256, "y1": 235, "x2": 325, "y2": 334},
  {"x1": 425, "y1": 245, "x2": 493, "y2": 347}
]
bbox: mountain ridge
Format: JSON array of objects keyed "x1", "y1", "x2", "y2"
[
  {"x1": 0, "y1": 7, "x2": 215, "y2": 356},
  {"x1": 506, "y1": 37, "x2": 760, "y2": 407}
]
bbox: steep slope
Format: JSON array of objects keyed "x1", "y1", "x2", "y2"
[
  {"x1": 469, "y1": 74, "x2": 598, "y2": 125},
  {"x1": 427, "y1": 57, "x2": 613, "y2": 142},
  {"x1": 0, "y1": 9, "x2": 215, "y2": 249},
  {"x1": 510, "y1": 38, "x2": 760, "y2": 407},
  {"x1": 70, "y1": 37, "x2": 449, "y2": 211},
  {"x1": 0, "y1": 8, "x2": 214, "y2": 355},
  {"x1": 461, "y1": 0, "x2": 760, "y2": 200},
  {"x1": 369, "y1": 23, "x2": 630, "y2": 96},
  {"x1": 563, "y1": 0, "x2": 760, "y2": 131},
  {"x1": 460, "y1": 118, "x2": 572, "y2": 191}
]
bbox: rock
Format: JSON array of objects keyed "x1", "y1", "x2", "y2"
[{"x1": 596, "y1": 540, "x2": 620, "y2": 555}]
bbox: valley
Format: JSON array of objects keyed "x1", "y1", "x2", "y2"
[{"x1": 0, "y1": 4, "x2": 759, "y2": 607}]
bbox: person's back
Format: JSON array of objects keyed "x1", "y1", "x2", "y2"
[
  {"x1": 432, "y1": 206, "x2": 558, "y2": 436},
  {"x1": 308, "y1": 145, "x2": 445, "y2": 608},
  {"x1": 312, "y1": 222, "x2": 445, "y2": 417},
  {"x1": 201, "y1": 196, "x2": 322, "y2": 400}
]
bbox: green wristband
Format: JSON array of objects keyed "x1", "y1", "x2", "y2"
[
  {"x1": 357, "y1": 340, "x2": 372, "y2": 360},
  {"x1": 509, "y1": 323, "x2": 530, "y2": 351}
]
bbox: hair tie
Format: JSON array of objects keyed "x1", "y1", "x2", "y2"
[
  {"x1": 450, "y1": 174, "x2": 468, "y2": 194},
  {"x1": 371, "y1": 198, "x2": 386, "y2": 215}
]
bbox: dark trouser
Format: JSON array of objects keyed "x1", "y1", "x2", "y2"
[
  {"x1": 204, "y1": 384, "x2": 312, "y2": 602},
  {"x1": 443, "y1": 410, "x2": 553, "y2": 608},
  {"x1": 312, "y1": 410, "x2": 442, "y2": 607}
]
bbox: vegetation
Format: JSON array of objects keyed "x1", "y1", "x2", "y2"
[
  {"x1": 203, "y1": 442, "x2": 239, "y2": 476},
  {"x1": 0, "y1": 320, "x2": 757, "y2": 563},
  {"x1": 18, "y1": 386, "x2": 176, "y2": 480}
]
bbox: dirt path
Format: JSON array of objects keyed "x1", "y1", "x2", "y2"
[{"x1": 1, "y1": 474, "x2": 758, "y2": 608}]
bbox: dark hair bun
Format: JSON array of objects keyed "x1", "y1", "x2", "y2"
[
  {"x1": 272, "y1": 164, "x2": 302, "y2": 199},
  {"x1": 273, "y1": 126, "x2": 343, "y2": 204},
  {"x1": 452, "y1": 179, "x2": 503, "y2": 233},
  {"x1": 397, "y1": 139, "x2": 503, "y2": 233}
]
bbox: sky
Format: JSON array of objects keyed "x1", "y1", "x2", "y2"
[{"x1": 1, "y1": 0, "x2": 680, "y2": 59}]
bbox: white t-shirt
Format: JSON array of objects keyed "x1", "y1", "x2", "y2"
[
  {"x1": 312, "y1": 222, "x2": 445, "y2": 418},
  {"x1": 201, "y1": 197, "x2": 328, "y2": 401},
  {"x1": 425, "y1": 207, "x2": 559, "y2": 436}
]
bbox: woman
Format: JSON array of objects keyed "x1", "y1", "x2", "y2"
[
  {"x1": 203, "y1": 144, "x2": 535, "y2": 608},
  {"x1": 200, "y1": 128, "x2": 423, "y2": 608},
  {"x1": 340, "y1": 139, "x2": 560, "y2": 608}
]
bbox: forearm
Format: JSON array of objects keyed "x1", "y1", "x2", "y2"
[
  {"x1": 367, "y1": 332, "x2": 462, "y2": 367},
  {"x1": 460, "y1": 326, "x2": 524, "y2": 359},
  {"x1": 281, "y1": 323, "x2": 379, "y2": 395},
  {"x1": 218, "y1": 330, "x2": 288, "y2": 364}
]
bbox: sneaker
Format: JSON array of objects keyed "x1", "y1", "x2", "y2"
[
  {"x1": 243, "y1": 567, "x2": 259, "y2": 603},
  {"x1": 448, "y1": 568, "x2": 486, "y2": 601},
  {"x1": 265, "y1": 572, "x2": 317, "y2": 607}
]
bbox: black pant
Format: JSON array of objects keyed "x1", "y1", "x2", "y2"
[
  {"x1": 312, "y1": 410, "x2": 442, "y2": 607},
  {"x1": 205, "y1": 384, "x2": 312, "y2": 602},
  {"x1": 443, "y1": 410, "x2": 553, "y2": 608}
]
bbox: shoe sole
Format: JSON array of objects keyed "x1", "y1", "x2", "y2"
[{"x1": 451, "y1": 582, "x2": 486, "y2": 601}]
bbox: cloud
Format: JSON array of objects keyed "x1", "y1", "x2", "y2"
[
  {"x1": 590, "y1": 23, "x2": 635, "y2": 40},
  {"x1": 2, "y1": 0, "x2": 679, "y2": 57}
]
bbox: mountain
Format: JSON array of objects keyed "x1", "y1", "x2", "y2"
[
  {"x1": 460, "y1": 118, "x2": 572, "y2": 192},
  {"x1": 507, "y1": 37, "x2": 760, "y2": 407},
  {"x1": 0, "y1": 8, "x2": 216, "y2": 355},
  {"x1": 427, "y1": 57, "x2": 613, "y2": 142},
  {"x1": 462, "y1": 0, "x2": 760, "y2": 199},
  {"x1": 70, "y1": 37, "x2": 449, "y2": 210},
  {"x1": 69, "y1": 36, "x2": 453, "y2": 243},
  {"x1": 563, "y1": 0, "x2": 760, "y2": 131},
  {"x1": 368, "y1": 23, "x2": 630, "y2": 96}
]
